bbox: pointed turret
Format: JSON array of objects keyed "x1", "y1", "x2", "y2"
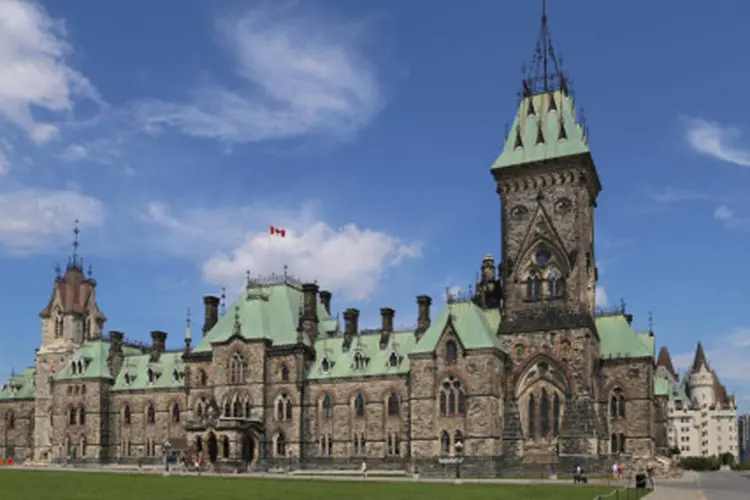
[
  {"x1": 691, "y1": 341, "x2": 709, "y2": 373},
  {"x1": 656, "y1": 346, "x2": 678, "y2": 379},
  {"x1": 491, "y1": 0, "x2": 597, "y2": 179}
]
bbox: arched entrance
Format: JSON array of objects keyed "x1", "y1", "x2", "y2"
[
  {"x1": 242, "y1": 433, "x2": 255, "y2": 463},
  {"x1": 207, "y1": 432, "x2": 218, "y2": 463}
]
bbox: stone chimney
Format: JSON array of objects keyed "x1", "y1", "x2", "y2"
[
  {"x1": 415, "y1": 295, "x2": 432, "y2": 340},
  {"x1": 150, "y1": 330, "x2": 167, "y2": 354},
  {"x1": 107, "y1": 330, "x2": 124, "y2": 379},
  {"x1": 342, "y1": 308, "x2": 359, "y2": 350},
  {"x1": 319, "y1": 290, "x2": 332, "y2": 315},
  {"x1": 202, "y1": 296, "x2": 220, "y2": 337},
  {"x1": 379, "y1": 307, "x2": 395, "y2": 349},
  {"x1": 302, "y1": 283, "x2": 320, "y2": 343}
]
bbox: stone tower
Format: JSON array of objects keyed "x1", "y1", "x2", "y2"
[
  {"x1": 33, "y1": 223, "x2": 106, "y2": 459},
  {"x1": 491, "y1": 3, "x2": 604, "y2": 457}
]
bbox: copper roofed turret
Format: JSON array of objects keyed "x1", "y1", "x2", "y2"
[
  {"x1": 656, "y1": 346, "x2": 678, "y2": 379},
  {"x1": 39, "y1": 220, "x2": 106, "y2": 322},
  {"x1": 690, "y1": 341, "x2": 709, "y2": 374}
]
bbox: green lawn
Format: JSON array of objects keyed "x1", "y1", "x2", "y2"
[{"x1": 0, "y1": 469, "x2": 630, "y2": 500}]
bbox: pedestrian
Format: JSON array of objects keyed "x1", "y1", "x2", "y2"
[
  {"x1": 617, "y1": 462, "x2": 624, "y2": 480},
  {"x1": 646, "y1": 462, "x2": 655, "y2": 490},
  {"x1": 573, "y1": 463, "x2": 581, "y2": 484},
  {"x1": 611, "y1": 462, "x2": 618, "y2": 480},
  {"x1": 361, "y1": 460, "x2": 368, "y2": 479}
]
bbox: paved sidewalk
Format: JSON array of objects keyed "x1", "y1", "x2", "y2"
[{"x1": 644, "y1": 471, "x2": 705, "y2": 500}]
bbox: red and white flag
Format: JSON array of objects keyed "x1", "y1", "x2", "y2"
[{"x1": 269, "y1": 225, "x2": 286, "y2": 238}]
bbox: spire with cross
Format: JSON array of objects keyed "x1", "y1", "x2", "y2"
[{"x1": 67, "y1": 219, "x2": 83, "y2": 270}]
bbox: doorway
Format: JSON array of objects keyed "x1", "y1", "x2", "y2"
[
  {"x1": 242, "y1": 433, "x2": 255, "y2": 463},
  {"x1": 207, "y1": 432, "x2": 218, "y2": 463}
]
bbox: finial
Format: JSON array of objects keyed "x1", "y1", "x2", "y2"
[
  {"x1": 87, "y1": 264, "x2": 93, "y2": 278},
  {"x1": 648, "y1": 311, "x2": 654, "y2": 333},
  {"x1": 220, "y1": 287, "x2": 226, "y2": 316},
  {"x1": 620, "y1": 298, "x2": 626, "y2": 314},
  {"x1": 520, "y1": 0, "x2": 566, "y2": 97},
  {"x1": 283, "y1": 264, "x2": 288, "y2": 282},
  {"x1": 185, "y1": 308, "x2": 192, "y2": 340},
  {"x1": 55, "y1": 263, "x2": 61, "y2": 279},
  {"x1": 245, "y1": 270, "x2": 251, "y2": 289},
  {"x1": 67, "y1": 219, "x2": 82, "y2": 270}
]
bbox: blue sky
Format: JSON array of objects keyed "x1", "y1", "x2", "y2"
[{"x1": 0, "y1": 0, "x2": 748, "y2": 412}]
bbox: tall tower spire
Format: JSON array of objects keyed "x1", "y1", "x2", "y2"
[
  {"x1": 522, "y1": 0, "x2": 567, "y2": 98},
  {"x1": 67, "y1": 219, "x2": 83, "y2": 271}
]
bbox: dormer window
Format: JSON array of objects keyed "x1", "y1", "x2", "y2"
[
  {"x1": 321, "y1": 357, "x2": 331, "y2": 374},
  {"x1": 387, "y1": 352, "x2": 399, "y2": 368},
  {"x1": 77, "y1": 360, "x2": 84, "y2": 374},
  {"x1": 172, "y1": 369, "x2": 182, "y2": 383},
  {"x1": 353, "y1": 352, "x2": 366, "y2": 370},
  {"x1": 124, "y1": 373, "x2": 132, "y2": 385},
  {"x1": 147, "y1": 368, "x2": 156, "y2": 384},
  {"x1": 83, "y1": 317, "x2": 91, "y2": 339}
]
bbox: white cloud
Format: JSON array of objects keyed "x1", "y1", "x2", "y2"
[
  {"x1": 685, "y1": 118, "x2": 750, "y2": 167},
  {"x1": 647, "y1": 187, "x2": 709, "y2": 204},
  {"x1": 595, "y1": 286, "x2": 608, "y2": 307},
  {"x1": 713, "y1": 204, "x2": 750, "y2": 231},
  {"x1": 130, "y1": 5, "x2": 382, "y2": 144},
  {"x1": 141, "y1": 201, "x2": 420, "y2": 301},
  {"x1": 58, "y1": 139, "x2": 122, "y2": 165},
  {"x1": 672, "y1": 328, "x2": 750, "y2": 384},
  {"x1": 0, "y1": 188, "x2": 106, "y2": 254},
  {"x1": 0, "y1": 0, "x2": 100, "y2": 142}
]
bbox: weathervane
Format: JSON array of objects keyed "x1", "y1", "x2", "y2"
[{"x1": 67, "y1": 219, "x2": 83, "y2": 270}]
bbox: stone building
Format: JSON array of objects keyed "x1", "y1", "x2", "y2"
[
  {"x1": 0, "y1": 5, "x2": 677, "y2": 475},
  {"x1": 656, "y1": 345, "x2": 738, "y2": 459}
]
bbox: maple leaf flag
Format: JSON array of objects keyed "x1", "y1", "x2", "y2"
[{"x1": 269, "y1": 225, "x2": 286, "y2": 238}]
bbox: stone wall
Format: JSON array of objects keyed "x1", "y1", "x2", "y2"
[{"x1": 0, "y1": 399, "x2": 34, "y2": 460}]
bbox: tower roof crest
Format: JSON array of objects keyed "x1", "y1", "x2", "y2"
[{"x1": 492, "y1": 1, "x2": 591, "y2": 171}]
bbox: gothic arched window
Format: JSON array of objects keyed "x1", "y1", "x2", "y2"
[
  {"x1": 55, "y1": 311, "x2": 64, "y2": 337},
  {"x1": 387, "y1": 391, "x2": 400, "y2": 417},
  {"x1": 69, "y1": 407, "x2": 76, "y2": 425},
  {"x1": 439, "y1": 376, "x2": 466, "y2": 416},
  {"x1": 276, "y1": 393, "x2": 292, "y2": 421},
  {"x1": 321, "y1": 394, "x2": 333, "y2": 419},
  {"x1": 146, "y1": 403, "x2": 156, "y2": 424},
  {"x1": 123, "y1": 405, "x2": 131, "y2": 425},
  {"x1": 199, "y1": 369, "x2": 208, "y2": 386},
  {"x1": 445, "y1": 340, "x2": 458, "y2": 364},
  {"x1": 275, "y1": 432, "x2": 286, "y2": 457},
  {"x1": 610, "y1": 388, "x2": 626, "y2": 419},
  {"x1": 354, "y1": 392, "x2": 366, "y2": 418},
  {"x1": 229, "y1": 353, "x2": 246, "y2": 384},
  {"x1": 528, "y1": 395, "x2": 536, "y2": 438},
  {"x1": 540, "y1": 390, "x2": 550, "y2": 436},
  {"x1": 78, "y1": 406, "x2": 86, "y2": 425},
  {"x1": 526, "y1": 272, "x2": 542, "y2": 300},
  {"x1": 546, "y1": 267, "x2": 564, "y2": 297},
  {"x1": 5, "y1": 411, "x2": 15, "y2": 429},
  {"x1": 280, "y1": 364, "x2": 290, "y2": 381},
  {"x1": 233, "y1": 398, "x2": 242, "y2": 417},
  {"x1": 171, "y1": 403, "x2": 180, "y2": 423},
  {"x1": 222, "y1": 436, "x2": 230, "y2": 459},
  {"x1": 552, "y1": 393, "x2": 561, "y2": 436}
]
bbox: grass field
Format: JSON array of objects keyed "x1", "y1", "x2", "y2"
[{"x1": 0, "y1": 469, "x2": 633, "y2": 500}]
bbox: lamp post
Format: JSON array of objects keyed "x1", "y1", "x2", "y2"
[
  {"x1": 163, "y1": 440, "x2": 172, "y2": 473},
  {"x1": 454, "y1": 439, "x2": 464, "y2": 482}
]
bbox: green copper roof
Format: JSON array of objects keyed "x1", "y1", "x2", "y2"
[
  {"x1": 0, "y1": 367, "x2": 35, "y2": 400},
  {"x1": 55, "y1": 340, "x2": 115, "y2": 381},
  {"x1": 492, "y1": 89, "x2": 589, "y2": 170},
  {"x1": 596, "y1": 314, "x2": 654, "y2": 360},
  {"x1": 307, "y1": 331, "x2": 417, "y2": 380},
  {"x1": 412, "y1": 301, "x2": 505, "y2": 355},
  {"x1": 193, "y1": 283, "x2": 338, "y2": 353},
  {"x1": 112, "y1": 351, "x2": 185, "y2": 391},
  {"x1": 654, "y1": 375, "x2": 670, "y2": 397}
]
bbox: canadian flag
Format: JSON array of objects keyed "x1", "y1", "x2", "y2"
[{"x1": 269, "y1": 225, "x2": 286, "y2": 238}]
